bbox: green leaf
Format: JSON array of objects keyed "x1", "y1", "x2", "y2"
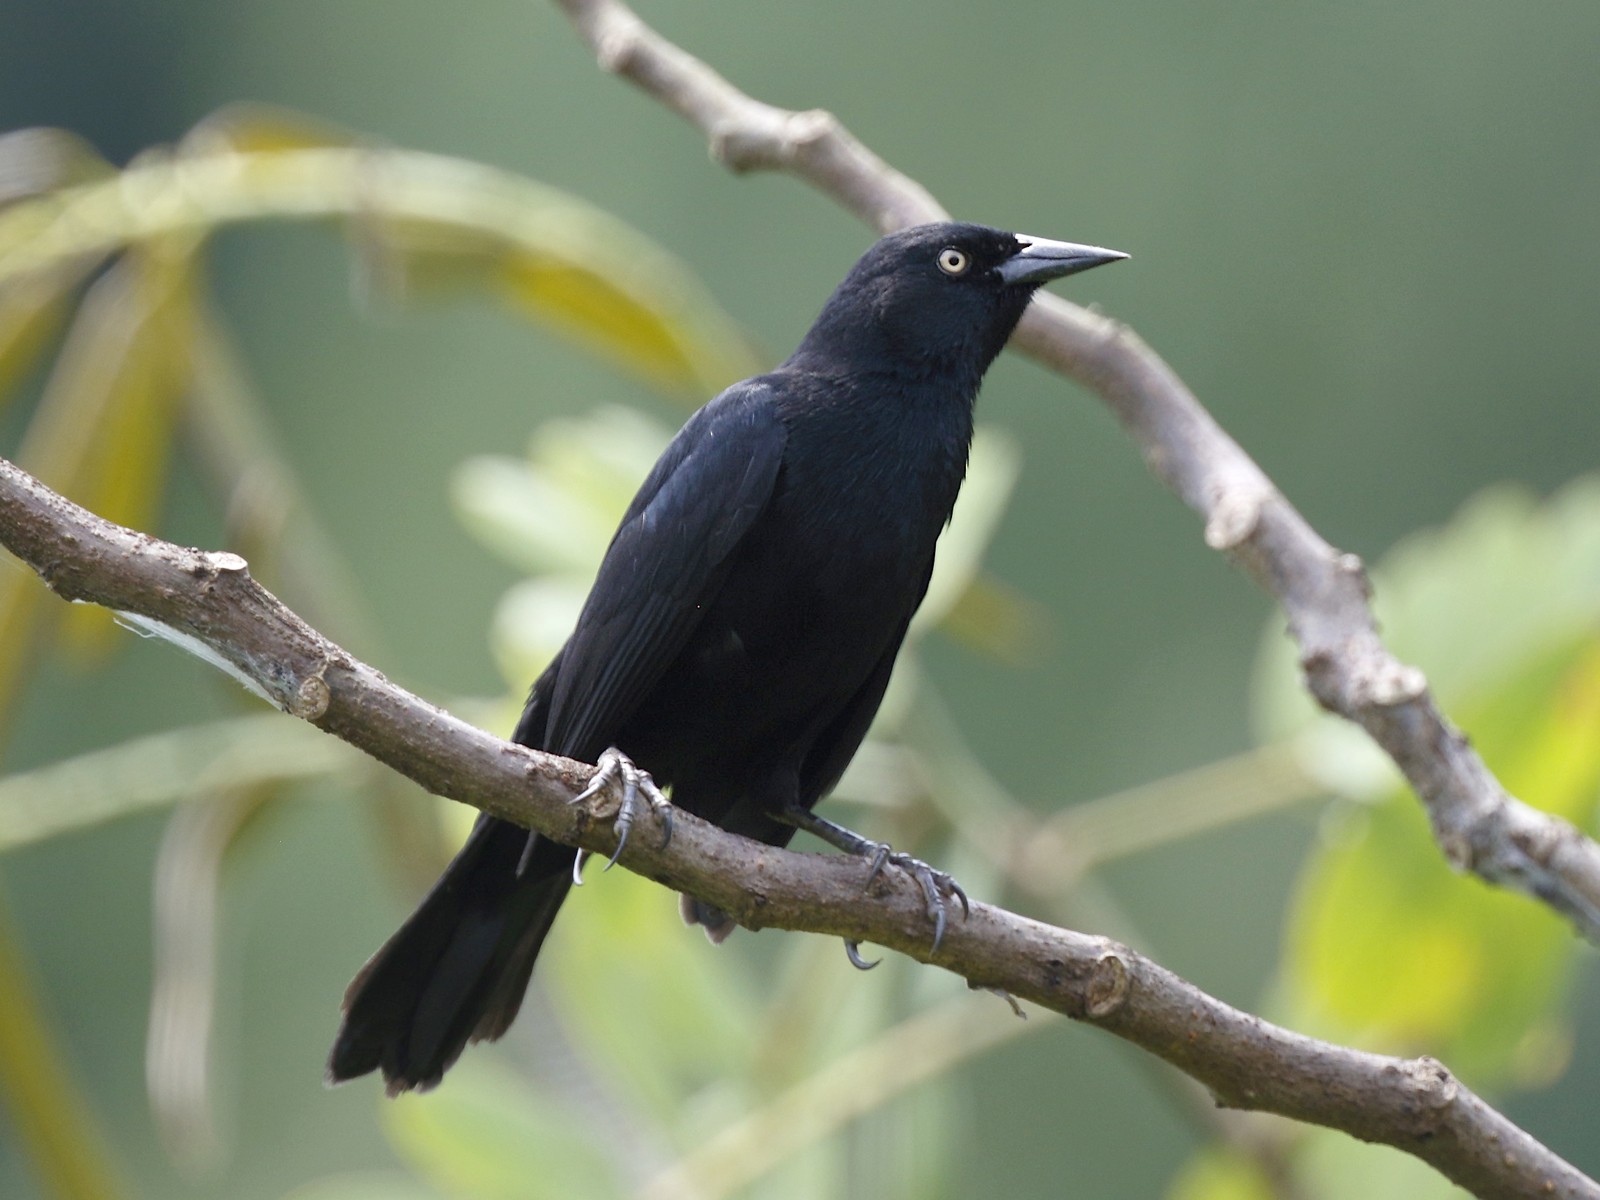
[
  {"x1": 453, "y1": 455, "x2": 620, "y2": 580},
  {"x1": 1282, "y1": 632, "x2": 1597, "y2": 1086},
  {"x1": 181, "y1": 103, "x2": 361, "y2": 155},
  {"x1": 383, "y1": 1058, "x2": 623, "y2": 1200},
  {"x1": 453, "y1": 406, "x2": 672, "y2": 579},
  {"x1": 0, "y1": 244, "x2": 199, "y2": 741},
  {"x1": 1260, "y1": 480, "x2": 1600, "y2": 1087},
  {"x1": 0, "y1": 127, "x2": 113, "y2": 207},
  {"x1": 453, "y1": 407, "x2": 680, "y2": 688},
  {"x1": 0, "y1": 128, "x2": 759, "y2": 398},
  {"x1": 1167, "y1": 1148, "x2": 1276, "y2": 1200},
  {"x1": 0, "y1": 270, "x2": 79, "y2": 410},
  {"x1": 353, "y1": 184, "x2": 758, "y2": 398},
  {"x1": 19, "y1": 244, "x2": 198, "y2": 663}
]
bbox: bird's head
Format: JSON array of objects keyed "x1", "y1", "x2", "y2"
[{"x1": 791, "y1": 222, "x2": 1127, "y2": 379}]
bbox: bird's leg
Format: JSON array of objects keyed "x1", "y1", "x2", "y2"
[
  {"x1": 775, "y1": 806, "x2": 969, "y2": 958},
  {"x1": 572, "y1": 747, "x2": 673, "y2": 870}
]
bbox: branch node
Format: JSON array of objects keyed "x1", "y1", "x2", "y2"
[
  {"x1": 1410, "y1": 1057, "x2": 1458, "y2": 1109},
  {"x1": 1085, "y1": 949, "x2": 1130, "y2": 1018},
  {"x1": 707, "y1": 120, "x2": 741, "y2": 168},
  {"x1": 204, "y1": 550, "x2": 249, "y2": 575},
  {"x1": 1204, "y1": 487, "x2": 1266, "y2": 550},
  {"x1": 593, "y1": 13, "x2": 642, "y2": 73},
  {"x1": 291, "y1": 671, "x2": 331, "y2": 721},
  {"x1": 1395, "y1": 1057, "x2": 1460, "y2": 1139},
  {"x1": 1356, "y1": 660, "x2": 1428, "y2": 708},
  {"x1": 1334, "y1": 551, "x2": 1372, "y2": 597},
  {"x1": 1437, "y1": 828, "x2": 1475, "y2": 872},
  {"x1": 785, "y1": 108, "x2": 837, "y2": 152}
]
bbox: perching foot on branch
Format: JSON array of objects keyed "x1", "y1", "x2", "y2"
[
  {"x1": 576, "y1": 745, "x2": 673, "y2": 869},
  {"x1": 777, "y1": 806, "x2": 969, "y2": 957}
]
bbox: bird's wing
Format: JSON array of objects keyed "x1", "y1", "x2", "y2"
[{"x1": 542, "y1": 379, "x2": 787, "y2": 760}]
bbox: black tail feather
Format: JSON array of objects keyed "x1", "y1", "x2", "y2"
[{"x1": 327, "y1": 815, "x2": 573, "y2": 1094}]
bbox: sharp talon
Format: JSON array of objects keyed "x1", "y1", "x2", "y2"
[
  {"x1": 863, "y1": 844, "x2": 890, "y2": 889},
  {"x1": 952, "y1": 882, "x2": 971, "y2": 919},
  {"x1": 658, "y1": 807, "x2": 674, "y2": 851},
  {"x1": 606, "y1": 822, "x2": 629, "y2": 870},
  {"x1": 930, "y1": 905, "x2": 948, "y2": 954},
  {"x1": 572, "y1": 848, "x2": 587, "y2": 886},
  {"x1": 844, "y1": 940, "x2": 880, "y2": 971}
]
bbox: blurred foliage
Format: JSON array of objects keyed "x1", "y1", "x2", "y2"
[
  {"x1": 0, "y1": 105, "x2": 1037, "y2": 1200},
  {"x1": 0, "y1": 78, "x2": 1598, "y2": 1200},
  {"x1": 1164, "y1": 480, "x2": 1600, "y2": 1199},
  {"x1": 0, "y1": 106, "x2": 764, "y2": 1200},
  {"x1": 0, "y1": 890, "x2": 130, "y2": 1200},
  {"x1": 1256, "y1": 481, "x2": 1600, "y2": 1090}
]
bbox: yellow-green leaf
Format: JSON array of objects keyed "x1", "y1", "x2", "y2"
[
  {"x1": 1260, "y1": 480, "x2": 1600, "y2": 1090},
  {"x1": 0, "y1": 134, "x2": 758, "y2": 399},
  {"x1": 1167, "y1": 1148, "x2": 1275, "y2": 1200},
  {"x1": 20, "y1": 245, "x2": 197, "y2": 662},
  {"x1": 0, "y1": 127, "x2": 112, "y2": 207},
  {"x1": 1282, "y1": 632, "x2": 1599, "y2": 1086},
  {"x1": 0, "y1": 270, "x2": 80, "y2": 410},
  {"x1": 181, "y1": 103, "x2": 360, "y2": 155}
]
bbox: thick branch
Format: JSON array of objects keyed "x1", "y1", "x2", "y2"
[
  {"x1": 1, "y1": 462, "x2": 1594, "y2": 1198},
  {"x1": 551, "y1": 0, "x2": 1600, "y2": 945}
]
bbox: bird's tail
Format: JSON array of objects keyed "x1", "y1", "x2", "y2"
[{"x1": 327, "y1": 814, "x2": 573, "y2": 1094}]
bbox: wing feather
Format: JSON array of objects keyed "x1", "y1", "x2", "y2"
[{"x1": 542, "y1": 380, "x2": 786, "y2": 760}]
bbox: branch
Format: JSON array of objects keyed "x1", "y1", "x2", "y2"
[
  {"x1": 1, "y1": 466, "x2": 1594, "y2": 1199},
  {"x1": 551, "y1": 0, "x2": 1600, "y2": 946}
]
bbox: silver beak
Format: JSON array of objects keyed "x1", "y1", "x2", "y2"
[{"x1": 995, "y1": 234, "x2": 1129, "y2": 284}]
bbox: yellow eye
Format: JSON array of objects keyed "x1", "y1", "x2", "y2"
[{"x1": 936, "y1": 247, "x2": 970, "y2": 276}]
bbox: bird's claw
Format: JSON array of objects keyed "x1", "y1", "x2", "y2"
[
  {"x1": 572, "y1": 747, "x2": 672, "y2": 870},
  {"x1": 861, "y1": 842, "x2": 969, "y2": 954},
  {"x1": 843, "y1": 940, "x2": 881, "y2": 971}
]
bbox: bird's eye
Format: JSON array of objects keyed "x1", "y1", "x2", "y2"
[{"x1": 936, "y1": 248, "x2": 970, "y2": 276}]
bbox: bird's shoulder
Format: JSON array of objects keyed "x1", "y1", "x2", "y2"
[{"x1": 618, "y1": 376, "x2": 787, "y2": 522}]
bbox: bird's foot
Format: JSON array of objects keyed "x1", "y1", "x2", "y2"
[
  {"x1": 573, "y1": 746, "x2": 672, "y2": 871},
  {"x1": 859, "y1": 841, "x2": 969, "y2": 955},
  {"x1": 775, "y1": 807, "x2": 969, "y2": 961}
]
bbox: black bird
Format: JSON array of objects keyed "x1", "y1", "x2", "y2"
[{"x1": 328, "y1": 222, "x2": 1126, "y2": 1093}]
